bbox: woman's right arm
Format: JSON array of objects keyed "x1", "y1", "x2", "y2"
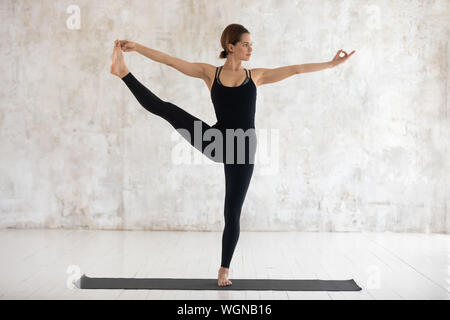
[
  {"x1": 125, "y1": 41, "x2": 211, "y2": 80},
  {"x1": 135, "y1": 42, "x2": 171, "y2": 65}
]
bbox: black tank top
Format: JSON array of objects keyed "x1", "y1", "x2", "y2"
[{"x1": 210, "y1": 66, "x2": 257, "y2": 130}]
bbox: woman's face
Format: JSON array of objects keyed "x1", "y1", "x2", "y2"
[{"x1": 229, "y1": 33, "x2": 253, "y2": 60}]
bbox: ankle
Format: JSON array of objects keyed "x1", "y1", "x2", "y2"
[{"x1": 119, "y1": 70, "x2": 130, "y2": 79}]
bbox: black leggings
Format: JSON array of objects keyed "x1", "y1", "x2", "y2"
[{"x1": 121, "y1": 72, "x2": 254, "y2": 268}]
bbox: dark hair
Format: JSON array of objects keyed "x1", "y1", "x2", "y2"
[{"x1": 218, "y1": 24, "x2": 250, "y2": 59}]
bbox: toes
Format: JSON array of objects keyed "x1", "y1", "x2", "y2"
[
  {"x1": 218, "y1": 280, "x2": 232, "y2": 286},
  {"x1": 218, "y1": 280, "x2": 227, "y2": 287}
]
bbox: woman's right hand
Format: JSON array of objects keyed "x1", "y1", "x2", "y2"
[{"x1": 119, "y1": 40, "x2": 138, "y2": 52}]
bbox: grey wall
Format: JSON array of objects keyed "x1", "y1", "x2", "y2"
[{"x1": 0, "y1": 0, "x2": 448, "y2": 233}]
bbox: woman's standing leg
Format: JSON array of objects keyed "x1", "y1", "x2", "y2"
[{"x1": 218, "y1": 163, "x2": 255, "y2": 286}]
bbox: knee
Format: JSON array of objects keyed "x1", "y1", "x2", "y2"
[{"x1": 224, "y1": 211, "x2": 241, "y2": 226}]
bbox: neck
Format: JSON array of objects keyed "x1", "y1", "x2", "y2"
[{"x1": 223, "y1": 56, "x2": 243, "y2": 72}]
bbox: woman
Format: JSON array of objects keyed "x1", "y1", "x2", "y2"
[{"x1": 110, "y1": 23, "x2": 355, "y2": 287}]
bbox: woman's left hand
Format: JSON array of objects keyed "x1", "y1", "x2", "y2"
[{"x1": 330, "y1": 49, "x2": 356, "y2": 67}]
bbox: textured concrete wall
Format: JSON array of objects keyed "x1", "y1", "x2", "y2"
[{"x1": 0, "y1": 0, "x2": 448, "y2": 233}]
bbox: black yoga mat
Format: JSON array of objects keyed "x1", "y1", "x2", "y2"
[{"x1": 76, "y1": 274, "x2": 362, "y2": 291}]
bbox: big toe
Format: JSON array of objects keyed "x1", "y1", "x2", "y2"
[
  {"x1": 113, "y1": 43, "x2": 120, "y2": 54},
  {"x1": 113, "y1": 47, "x2": 124, "y2": 63},
  {"x1": 112, "y1": 46, "x2": 118, "y2": 58}
]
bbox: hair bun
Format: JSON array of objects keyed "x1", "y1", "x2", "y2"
[{"x1": 219, "y1": 49, "x2": 228, "y2": 59}]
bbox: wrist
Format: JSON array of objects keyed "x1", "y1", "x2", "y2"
[{"x1": 135, "y1": 42, "x2": 143, "y2": 52}]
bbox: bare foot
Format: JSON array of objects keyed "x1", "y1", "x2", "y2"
[
  {"x1": 218, "y1": 267, "x2": 232, "y2": 287},
  {"x1": 110, "y1": 40, "x2": 130, "y2": 78}
]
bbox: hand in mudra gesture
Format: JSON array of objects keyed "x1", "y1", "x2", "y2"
[
  {"x1": 331, "y1": 49, "x2": 356, "y2": 67},
  {"x1": 118, "y1": 40, "x2": 138, "y2": 52}
]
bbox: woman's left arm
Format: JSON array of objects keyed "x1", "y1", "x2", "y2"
[
  {"x1": 300, "y1": 49, "x2": 356, "y2": 73},
  {"x1": 255, "y1": 49, "x2": 355, "y2": 86}
]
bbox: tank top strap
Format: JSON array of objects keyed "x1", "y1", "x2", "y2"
[
  {"x1": 216, "y1": 66, "x2": 223, "y2": 84},
  {"x1": 214, "y1": 66, "x2": 219, "y2": 80},
  {"x1": 243, "y1": 68, "x2": 251, "y2": 85},
  {"x1": 248, "y1": 69, "x2": 252, "y2": 79}
]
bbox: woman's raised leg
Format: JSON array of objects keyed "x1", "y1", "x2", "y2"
[{"x1": 111, "y1": 40, "x2": 217, "y2": 161}]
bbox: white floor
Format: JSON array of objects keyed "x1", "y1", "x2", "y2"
[{"x1": 0, "y1": 229, "x2": 448, "y2": 300}]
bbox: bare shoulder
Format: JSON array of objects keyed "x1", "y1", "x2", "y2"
[
  {"x1": 200, "y1": 64, "x2": 219, "y2": 92},
  {"x1": 199, "y1": 63, "x2": 218, "y2": 82},
  {"x1": 249, "y1": 68, "x2": 264, "y2": 87}
]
